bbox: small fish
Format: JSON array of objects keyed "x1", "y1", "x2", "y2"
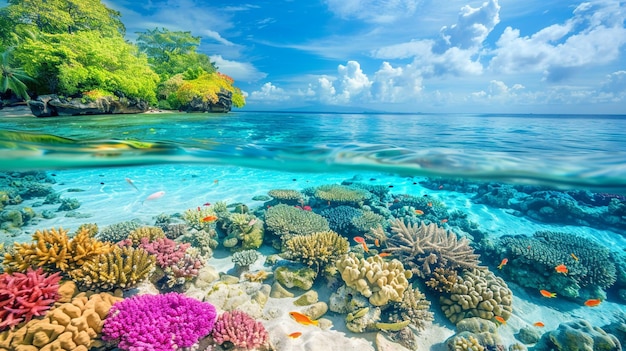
[
  {"x1": 571, "y1": 253, "x2": 579, "y2": 261},
  {"x1": 438, "y1": 185, "x2": 444, "y2": 189},
  {"x1": 125, "y1": 178, "x2": 139, "y2": 191},
  {"x1": 379, "y1": 252, "x2": 391, "y2": 257},
  {"x1": 533, "y1": 322, "x2": 545, "y2": 327},
  {"x1": 440, "y1": 219, "x2": 448, "y2": 224},
  {"x1": 288, "y1": 332, "x2": 302, "y2": 339},
  {"x1": 494, "y1": 316, "x2": 506, "y2": 324},
  {"x1": 353, "y1": 236, "x2": 366, "y2": 244},
  {"x1": 302, "y1": 205, "x2": 312, "y2": 211},
  {"x1": 498, "y1": 258, "x2": 508, "y2": 269},
  {"x1": 201, "y1": 215, "x2": 218, "y2": 222},
  {"x1": 427, "y1": 202, "x2": 433, "y2": 207},
  {"x1": 203, "y1": 202, "x2": 211, "y2": 206},
  {"x1": 555, "y1": 264, "x2": 568, "y2": 275},
  {"x1": 361, "y1": 242, "x2": 369, "y2": 253},
  {"x1": 584, "y1": 299, "x2": 602, "y2": 307},
  {"x1": 143, "y1": 191, "x2": 165, "y2": 203},
  {"x1": 374, "y1": 239, "x2": 380, "y2": 247},
  {"x1": 540, "y1": 289, "x2": 556, "y2": 298},
  {"x1": 197, "y1": 206, "x2": 201, "y2": 211},
  {"x1": 213, "y1": 179, "x2": 219, "y2": 184},
  {"x1": 289, "y1": 311, "x2": 319, "y2": 326},
  {"x1": 327, "y1": 201, "x2": 331, "y2": 206},
  {"x1": 414, "y1": 209, "x2": 424, "y2": 215},
  {"x1": 248, "y1": 218, "x2": 258, "y2": 226}
]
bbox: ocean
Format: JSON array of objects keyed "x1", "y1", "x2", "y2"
[{"x1": 1, "y1": 108, "x2": 625, "y2": 351}]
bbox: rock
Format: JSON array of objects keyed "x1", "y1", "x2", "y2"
[
  {"x1": 375, "y1": 332, "x2": 413, "y2": 351},
  {"x1": 302, "y1": 302, "x2": 328, "y2": 320},
  {"x1": 294, "y1": 290, "x2": 318, "y2": 306},
  {"x1": 181, "y1": 89, "x2": 232, "y2": 113},
  {"x1": 270, "y1": 281, "x2": 294, "y2": 298},
  {"x1": 274, "y1": 266, "x2": 316, "y2": 290},
  {"x1": 516, "y1": 326, "x2": 541, "y2": 344},
  {"x1": 28, "y1": 94, "x2": 149, "y2": 117}
]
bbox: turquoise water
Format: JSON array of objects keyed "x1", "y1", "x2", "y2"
[{"x1": 1, "y1": 109, "x2": 625, "y2": 351}]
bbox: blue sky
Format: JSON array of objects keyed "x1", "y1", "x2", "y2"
[{"x1": 17, "y1": 1, "x2": 626, "y2": 113}]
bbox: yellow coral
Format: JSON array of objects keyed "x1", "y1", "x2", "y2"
[
  {"x1": 337, "y1": 253, "x2": 412, "y2": 306},
  {"x1": 128, "y1": 226, "x2": 166, "y2": 245},
  {"x1": 283, "y1": 231, "x2": 349, "y2": 269},
  {"x1": 243, "y1": 270, "x2": 271, "y2": 282},
  {"x1": 182, "y1": 207, "x2": 218, "y2": 231},
  {"x1": 3, "y1": 228, "x2": 113, "y2": 274}
]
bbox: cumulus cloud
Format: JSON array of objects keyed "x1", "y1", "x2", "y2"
[
  {"x1": 437, "y1": 0, "x2": 501, "y2": 51},
  {"x1": 325, "y1": 0, "x2": 420, "y2": 23},
  {"x1": 371, "y1": 62, "x2": 423, "y2": 102},
  {"x1": 489, "y1": 0, "x2": 626, "y2": 82},
  {"x1": 210, "y1": 55, "x2": 267, "y2": 82},
  {"x1": 248, "y1": 82, "x2": 290, "y2": 102}
]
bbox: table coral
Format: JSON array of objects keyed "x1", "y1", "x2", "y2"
[
  {"x1": 283, "y1": 230, "x2": 349, "y2": 271},
  {"x1": 439, "y1": 269, "x2": 513, "y2": 324},
  {"x1": 0, "y1": 268, "x2": 61, "y2": 331},
  {"x1": 313, "y1": 184, "x2": 370, "y2": 206},
  {"x1": 211, "y1": 310, "x2": 270, "y2": 350},
  {"x1": 0, "y1": 291, "x2": 123, "y2": 351},
  {"x1": 102, "y1": 292, "x2": 217, "y2": 351},
  {"x1": 267, "y1": 188, "x2": 304, "y2": 205},
  {"x1": 337, "y1": 252, "x2": 412, "y2": 306}
]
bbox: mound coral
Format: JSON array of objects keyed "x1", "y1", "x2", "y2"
[
  {"x1": 0, "y1": 291, "x2": 123, "y2": 351},
  {"x1": 0, "y1": 268, "x2": 61, "y2": 331},
  {"x1": 313, "y1": 184, "x2": 369, "y2": 206},
  {"x1": 211, "y1": 310, "x2": 270, "y2": 350},
  {"x1": 3, "y1": 227, "x2": 113, "y2": 274},
  {"x1": 533, "y1": 319, "x2": 621, "y2": 351},
  {"x1": 439, "y1": 269, "x2": 513, "y2": 324},
  {"x1": 385, "y1": 219, "x2": 482, "y2": 278},
  {"x1": 283, "y1": 230, "x2": 349, "y2": 271},
  {"x1": 102, "y1": 293, "x2": 217, "y2": 351},
  {"x1": 337, "y1": 253, "x2": 412, "y2": 306},
  {"x1": 264, "y1": 204, "x2": 329, "y2": 246}
]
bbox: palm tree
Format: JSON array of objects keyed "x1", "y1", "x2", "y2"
[{"x1": 1, "y1": 48, "x2": 33, "y2": 101}]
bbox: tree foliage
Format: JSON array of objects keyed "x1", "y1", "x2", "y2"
[
  {"x1": 160, "y1": 72, "x2": 245, "y2": 109},
  {"x1": 1, "y1": 48, "x2": 34, "y2": 100}
]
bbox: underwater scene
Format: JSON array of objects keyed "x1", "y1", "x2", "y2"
[{"x1": 1, "y1": 109, "x2": 626, "y2": 351}]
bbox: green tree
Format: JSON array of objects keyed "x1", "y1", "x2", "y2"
[
  {"x1": 171, "y1": 71, "x2": 245, "y2": 108},
  {"x1": 0, "y1": 48, "x2": 33, "y2": 101}
]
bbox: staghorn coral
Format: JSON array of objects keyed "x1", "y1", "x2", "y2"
[
  {"x1": 68, "y1": 246, "x2": 154, "y2": 291},
  {"x1": 366, "y1": 224, "x2": 389, "y2": 248},
  {"x1": 386, "y1": 286, "x2": 433, "y2": 331},
  {"x1": 127, "y1": 226, "x2": 166, "y2": 245},
  {"x1": 3, "y1": 227, "x2": 113, "y2": 274},
  {"x1": 96, "y1": 220, "x2": 142, "y2": 243},
  {"x1": 313, "y1": 184, "x2": 369, "y2": 206},
  {"x1": 337, "y1": 252, "x2": 412, "y2": 306},
  {"x1": 211, "y1": 310, "x2": 270, "y2": 350},
  {"x1": 223, "y1": 213, "x2": 264, "y2": 250},
  {"x1": 283, "y1": 230, "x2": 349, "y2": 271},
  {"x1": 102, "y1": 293, "x2": 217, "y2": 351},
  {"x1": 385, "y1": 219, "x2": 482, "y2": 278},
  {"x1": 439, "y1": 269, "x2": 513, "y2": 325},
  {"x1": 0, "y1": 291, "x2": 123, "y2": 351},
  {"x1": 0, "y1": 268, "x2": 61, "y2": 331},
  {"x1": 264, "y1": 204, "x2": 329, "y2": 246}
]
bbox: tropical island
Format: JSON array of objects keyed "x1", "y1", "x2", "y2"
[{"x1": 0, "y1": 0, "x2": 245, "y2": 116}]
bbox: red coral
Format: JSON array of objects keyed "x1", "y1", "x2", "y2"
[{"x1": 0, "y1": 267, "x2": 61, "y2": 330}]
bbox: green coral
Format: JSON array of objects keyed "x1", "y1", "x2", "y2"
[
  {"x1": 274, "y1": 265, "x2": 317, "y2": 290},
  {"x1": 337, "y1": 252, "x2": 412, "y2": 306},
  {"x1": 97, "y1": 220, "x2": 142, "y2": 243},
  {"x1": 267, "y1": 189, "x2": 304, "y2": 204},
  {"x1": 264, "y1": 204, "x2": 329, "y2": 247},
  {"x1": 351, "y1": 210, "x2": 386, "y2": 234},
  {"x1": 182, "y1": 207, "x2": 218, "y2": 231},
  {"x1": 222, "y1": 213, "x2": 264, "y2": 250},
  {"x1": 282, "y1": 230, "x2": 349, "y2": 271},
  {"x1": 446, "y1": 317, "x2": 504, "y2": 351},
  {"x1": 128, "y1": 226, "x2": 166, "y2": 245},
  {"x1": 313, "y1": 184, "x2": 369, "y2": 206},
  {"x1": 177, "y1": 228, "x2": 218, "y2": 257},
  {"x1": 231, "y1": 249, "x2": 259, "y2": 269}
]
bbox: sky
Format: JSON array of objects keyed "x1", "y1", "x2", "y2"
[{"x1": 13, "y1": 0, "x2": 626, "y2": 113}]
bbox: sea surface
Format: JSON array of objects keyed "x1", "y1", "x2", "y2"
[{"x1": 1, "y1": 109, "x2": 626, "y2": 351}]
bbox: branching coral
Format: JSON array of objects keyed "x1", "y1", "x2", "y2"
[
  {"x1": 425, "y1": 267, "x2": 459, "y2": 293},
  {"x1": 223, "y1": 213, "x2": 264, "y2": 250},
  {"x1": 264, "y1": 204, "x2": 329, "y2": 246},
  {"x1": 337, "y1": 253, "x2": 412, "y2": 306},
  {"x1": 96, "y1": 220, "x2": 142, "y2": 243},
  {"x1": 439, "y1": 269, "x2": 513, "y2": 324},
  {"x1": 313, "y1": 184, "x2": 369, "y2": 206},
  {"x1": 102, "y1": 293, "x2": 217, "y2": 351},
  {"x1": 232, "y1": 249, "x2": 259, "y2": 269},
  {"x1": 283, "y1": 230, "x2": 349, "y2": 271},
  {"x1": 3, "y1": 227, "x2": 113, "y2": 274},
  {"x1": 68, "y1": 246, "x2": 155, "y2": 291},
  {"x1": 182, "y1": 207, "x2": 219, "y2": 231},
  {"x1": 385, "y1": 219, "x2": 482, "y2": 278},
  {"x1": 319, "y1": 205, "x2": 363, "y2": 235},
  {"x1": 386, "y1": 286, "x2": 434, "y2": 331},
  {"x1": 211, "y1": 310, "x2": 270, "y2": 350},
  {"x1": 139, "y1": 238, "x2": 203, "y2": 289},
  {"x1": 127, "y1": 226, "x2": 166, "y2": 245},
  {"x1": 0, "y1": 268, "x2": 61, "y2": 331}
]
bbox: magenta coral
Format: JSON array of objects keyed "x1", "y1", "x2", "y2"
[
  {"x1": 102, "y1": 292, "x2": 217, "y2": 351},
  {"x1": 139, "y1": 237, "x2": 190, "y2": 267},
  {"x1": 212, "y1": 310, "x2": 270, "y2": 350},
  {"x1": 0, "y1": 267, "x2": 61, "y2": 330}
]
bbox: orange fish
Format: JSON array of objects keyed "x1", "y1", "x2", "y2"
[
  {"x1": 533, "y1": 322, "x2": 545, "y2": 327},
  {"x1": 584, "y1": 299, "x2": 602, "y2": 307},
  {"x1": 201, "y1": 215, "x2": 218, "y2": 222},
  {"x1": 440, "y1": 219, "x2": 448, "y2": 224},
  {"x1": 361, "y1": 243, "x2": 369, "y2": 253},
  {"x1": 379, "y1": 252, "x2": 391, "y2": 257},
  {"x1": 540, "y1": 289, "x2": 556, "y2": 298},
  {"x1": 288, "y1": 332, "x2": 302, "y2": 339},
  {"x1": 497, "y1": 258, "x2": 508, "y2": 269},
  {"x1": 571, "y1": 253, "x2": 579, "y2": 261},
  {"x1": 289, "y1": 312, "x2": 319, "y2": 326},
  {"x1": 494, "y1": 316, "x2": 506, "y2": 324},
  {"x1": 414, "y1": 209, "x2": 424, "y2": 215},
  {"x1": 374, "y1": 239, "x2": 380, "y2": 247},
  {"x1": 555, "y1": 264, "x2": 568, "y2": 274},
  {"x1": 427, "y1": 202, "x2": 433, "y2": 207},
  {"x1": 353, "y1": 236, "x2": 366, "y2": 244}
]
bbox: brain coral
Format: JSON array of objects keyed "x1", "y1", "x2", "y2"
[
  {"x1": 264, "y1": 204, "x2": 329, "y2": 245},
  {"x1": 337, "y1": 253, "x2": 412, "y2": 306},
  {"x1": 439, "y1": 269, "x2": 513, "y2": 325},
  {"x1": 283, "y1": 230, "x2": 349, "y2": 270},
  {"x1": 533, "y1": 319, "x2": 621, "y2": 351}
]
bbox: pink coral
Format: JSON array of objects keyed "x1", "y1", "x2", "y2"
[
  {"x1": 0, "y1": 267, "x2": 61, "y2": 330},
  {"x1": 212, "y1": 310, "x2": 270, "y2": 350},
  {"x1": 139, "y1": 237, "x2": 190, "y2": 267}
]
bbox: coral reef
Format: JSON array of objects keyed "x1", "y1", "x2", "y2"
[
  {"x1": 385, "y1": 219, "x2": 482, "y2": 278},
  {"x1": 352, "y1": 210, "x2": 387, "y2": 235},
  {"x1": 3, "y1": 227, "x2": 113, "y2": 274},
  {"x1": 274, "y1": 266, "x2": 317, "y2": 290},
  {"x1": 264, "y1": 204, "x2": 329, "y2": 247},
  {"x1": 313, "y1": 184, "x2": 369, "y2": 206},
  {"x1": 139, "y1": 238, "x2": 203, "y2": 289},
  {"x1": 68, "y1": 246, "x2": 155, "y2": 291},
  {"x1": 267, "y1": 189, "x2": 304, "y2": 205},
  {"x1": 96, "y1": 220, "x2": 142, "y2": 243},
  {"x1": 211, "y1": 310, "x2": 270, "y2": 350},
  {"x1": 102, "y1": 293, "x2": 217, "y2": 351},
  {"x1": 127, "y1": 225, "x2": 166, "y2": 245},
  {"x1": 183, "y1": 207, "x2": 219, "y2": 231},
  {"x1": 282, "y1": 230, "x2": 349, "y2": 271},
  {"x1": 0, "y1": 268, "x2": 61, "y2": 331},
  {"x1": 0, "y1": 290, "x2": 123, "y2": 351},
  {"x1": 386, "y1": 286, "x2": 433, "y2": 331},
  {"x1": 337, "y1": 253, "x2": 412, "y2": 306},
  {"x1": 445, "y1": 317, "x2": 505, "y2": 351},
  {"x1": 533, "y1": 319, "x2": 621, "y2": 351},
  {"x1": 319, "y1": 206, "x2": 363, "y2": 235},
  {"x1": 439, "y1": 269, "x2": 513, "y2": 324},
  {"x1": 222, "y1": 213, "x2": 264, "y2": 250},
  {"x1": 232, "y1": 249, "x2": 260, "y2": 269},
  {"x1": 178, "y1": 228, "x2": 218, "y2": 257}
]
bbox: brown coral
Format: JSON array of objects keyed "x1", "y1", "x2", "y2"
[
  {"x1": 3, "y1": 228, "x2": 113, "y2": 274},
  {"x1": 283, "y1": 230, "x2": 349, "y2": 270},
  {"x1": 127, "y1": 226, "x2": 166, "y2": 245},
  {"x1": 426, "y1": 267, "x2": 459, "y2": 293},
  {"x1": 387, "y1": 287, "x2": 434, "y2": 331},
  {"x1": 385, "y1": 219, "x2": 482, "y2": 278}
]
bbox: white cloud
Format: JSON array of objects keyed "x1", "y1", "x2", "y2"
[
  {"x1": 248, "y1": 82, "x2": 290, "y2": 102},
  {"x1": 437, "y1": 0, "x2": 501, "y2": 51},
  {"x1": 325, "y1": 0, "x2": 420, "y2": 23},
  {"x1": 210, "y1": 55, "x2": 267, "y2": 83},
  {"x1": 371, "y1": 62, "x2": 423, "y2": 102}
]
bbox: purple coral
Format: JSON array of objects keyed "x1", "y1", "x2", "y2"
[
  {"x1": 212, "y1": 310, "x2": 270, "y2": 350},
  {"x1": 102, "y1": 292, "x2": 217, "y2": 351},
  {"x1": 0, "y1": 267, "x2": 61, "y2": 330}
]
